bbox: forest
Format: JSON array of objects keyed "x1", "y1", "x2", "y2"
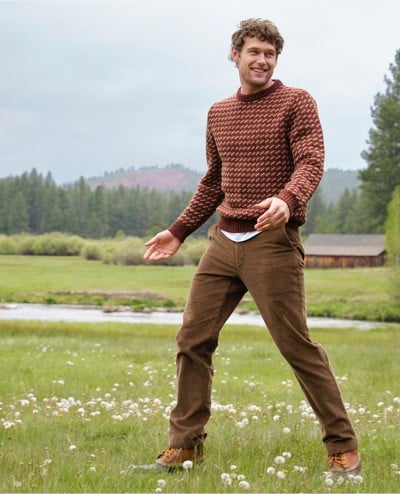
[{"x1": 0, "y1": 168, "x2": 374, "y2": 239}]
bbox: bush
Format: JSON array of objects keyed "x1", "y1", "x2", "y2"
[
  {"x1": 0, "y1": 233, "x2": 210, "y2": 266},
  {"x1": 111, "y1": 237, "x2": 145, "y2": 266},
  {"x1": 183, "y1": 237, "x2": 208, "y2": 265},
  {"x1": 80, "y1": 242, "x2": 102, "y2": 261},
  {"x1": 0, "y1": 235, "x2": 17, "y2": 254},
  {"x1": 0, "y1": 233, "x2": 84, "y2": 256},
  {"x1": 29, "y1": 233, "x2": 84, "y2": 256}
]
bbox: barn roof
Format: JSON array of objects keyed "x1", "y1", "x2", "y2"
[{"x1": 304, "y1": 234, "x2": 386, "y2": 257}]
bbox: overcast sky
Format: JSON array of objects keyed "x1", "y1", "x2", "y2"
[{"x1": 1, "y1": 0, "x2": 399, "y2": 184}]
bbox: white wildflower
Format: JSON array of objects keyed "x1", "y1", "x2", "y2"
[
  {"x1": 239, "y1": 480, "x2": 250, "y2": 489},
  {"x1": 182, "y1": 460, "x2": 193, "y2": 470},
  {"x1": 336, "y1": 475, "x2": 345, "y2": 485},
  {"x1": 13, "y1": 478, "x2": 22, "y2": 488},
  {"x1": 221, "y1": 472, "x2": 232, "y2": 484},
  {"x1": 276, "y1": 470, "x2": 286, "y2": 479}
]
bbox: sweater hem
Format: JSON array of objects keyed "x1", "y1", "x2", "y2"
[{"x1": 218, "y1": 217, "x2": 301, "y2": 233}]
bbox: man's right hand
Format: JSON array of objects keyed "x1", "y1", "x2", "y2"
[{"x1": 143, "y1": 230, "x2": 181, "y2": 261}]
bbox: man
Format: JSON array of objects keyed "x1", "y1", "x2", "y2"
[{"x1": 144, "y1": 18, "x2": 360, "y2": 475}]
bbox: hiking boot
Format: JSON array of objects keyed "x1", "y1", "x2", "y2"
[
  {"x1": 328, "y1": 449, "x2": 361, "y2": 475},
  {"x1": 156, "y1": 443, "x2": 204, "y2": 471}
]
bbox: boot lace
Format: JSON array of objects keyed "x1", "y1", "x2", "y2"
[
  {"x1": 329, "y1": 452, "x2": 347, "y2": 470},
  {"x1": 158, "y1": 446, "x2": 181, "y2": 459}
]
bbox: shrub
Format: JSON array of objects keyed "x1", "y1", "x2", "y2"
[
  {"x1": 0, "y1": 233, "x2": 210, "y2": 266},
  {"x1": 100, "y1": 237, "x2": 145, "y2": 266},
  {"x1": 183, "y1": 237, "x2": 208, "y2": 265},
  {"x1": 29, "y1": 233, "x2": 84, "y2": 256},
  {"x1": 80, "y1": 242, "x2": 102, "y2": 261},
  {"x1": 0, "y1": 235, "x2": 17, "y2": 254}
]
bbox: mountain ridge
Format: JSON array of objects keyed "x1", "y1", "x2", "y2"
[{"x1": 87, "y1": 164, "x2": 360, "y2": 203}]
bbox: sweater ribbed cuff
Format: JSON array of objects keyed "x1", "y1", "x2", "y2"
[
  {"x1": 168, "y1": 219, "x2": 192, "y2": 243},
  {"x1": 277, "y1": 190, "x2": 299, "y2": 215}
]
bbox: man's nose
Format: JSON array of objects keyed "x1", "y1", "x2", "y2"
[{"x1": 255, "y1": 53, "x2": 267, "y2": 64}]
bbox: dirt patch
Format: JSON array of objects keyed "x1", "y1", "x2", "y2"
[{"x1": 47, "y1": 290, "x2": 166, "y2": 300}]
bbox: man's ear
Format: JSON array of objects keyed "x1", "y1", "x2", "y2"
[{"x1": 231, "y1": 47, "x2": 240, "y2": 64}]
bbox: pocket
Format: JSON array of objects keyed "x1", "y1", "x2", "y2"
[{"x1": 282, "y1": 225, "x2": 305, "y2": 262}]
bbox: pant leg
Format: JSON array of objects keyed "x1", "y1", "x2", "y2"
[
  {"x1": 169, "y1": 225, "x2": 247, "y2": 448},
  {"x1": 239, "y1": 225, "x2": 358, "y2": 455}
]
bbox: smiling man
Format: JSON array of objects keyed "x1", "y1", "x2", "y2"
[{"x1": 144, "y1": 18, "x2": 360, "y2": 475}]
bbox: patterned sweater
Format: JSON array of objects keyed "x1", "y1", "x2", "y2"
[{"x1": 169, "y1": 80, "x2": 324, "y2": 242}]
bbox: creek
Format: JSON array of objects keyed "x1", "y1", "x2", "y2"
[{"x1": 0, "y1": 303, "x2": 387, "y2": 330}]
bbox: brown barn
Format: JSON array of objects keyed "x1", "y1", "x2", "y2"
[{"x1": 304, "y1": 234, "x2": 386, "y2": 268}]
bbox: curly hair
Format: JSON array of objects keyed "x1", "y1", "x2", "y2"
[{"x1": 229, "y1": 18, "x2": 284, "y2": 59}]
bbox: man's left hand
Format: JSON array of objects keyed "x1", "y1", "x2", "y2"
[{"x1": 254, "y1": 197, "x2": 290, "y2": 231}]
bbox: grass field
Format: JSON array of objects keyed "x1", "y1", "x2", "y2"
[
  {"x1": 0, "y1": 255, "x2": 399, "y2": 321},
  {"x1": 0, "y1": 255, "x2": 399, "y2": 492},
  {"x1": 0, "y1": 320, "x2": 399, "y2": 493}
]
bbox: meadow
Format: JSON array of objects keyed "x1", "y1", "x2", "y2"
[
  {"x1": 0, "y1": 320, "x2": 399, "y2": 493},
  {"x1": 0, "y1": 255, "x2": 399, "y2": 321},
  {"x1": 0, "y1": 255, "x2": 399, "y2": 492}
]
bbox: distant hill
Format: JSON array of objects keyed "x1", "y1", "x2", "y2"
[
  {"x1": 87, "y1": 164, "x2": 202, "y2": 192},
  {"x1": 87, "y1": 164, "x2": 360, "y2": 203}
]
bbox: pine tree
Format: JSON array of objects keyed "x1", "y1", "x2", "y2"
[
  {"x1": 7, "y1": 191, "x2": 29, "y2": 233},
  {"x1": 359, "y1": 48, "x2": 400, "y2": 232},
  {"x1": 385, "y1": 185, "x2": 400, "y2": 265}
]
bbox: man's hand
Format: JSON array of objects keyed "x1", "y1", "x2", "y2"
[
  {"x1": 143, "y1": 230, "x2": 181, "y2": 261},
  {"x1": 254, "y1": 197, "x2": 290, "y2": 231}
]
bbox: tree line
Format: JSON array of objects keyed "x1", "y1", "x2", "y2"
[
  {"x1": 0, "y1": 167, "x2": 391, "y2": 239},
  {"x1": 0, "y1": 170, "x2": 216, "y2": 238}
]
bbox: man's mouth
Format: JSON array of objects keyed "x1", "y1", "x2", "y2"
[{"x1": 251, "y1": 67, "x2": 266, "y2": 74}]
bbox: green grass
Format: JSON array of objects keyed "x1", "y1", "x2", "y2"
[
  {"x1": 0, "y1": 320, "x2": 400, "y2": 492},
  {"x1": 304, "y1": 267, "x2": 399, "y2": 321},
  {"x1": 0, "y1": 255, "x2": 192, "y2": 309},
  {"x1": 0, "y1": 255, "x2": 399, "y2": 321}
]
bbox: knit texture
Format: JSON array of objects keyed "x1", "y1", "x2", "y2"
[{"x1": 169, "y1": 80, "x2": 324, "y2": 242}]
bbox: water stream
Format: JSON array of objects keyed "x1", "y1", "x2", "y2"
[{"x1": 0, "y1": 303, "x2": 387, "y2": 330}]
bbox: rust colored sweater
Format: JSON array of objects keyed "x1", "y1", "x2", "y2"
[{"x1": 169, "y1": 80, "x2": 324, "y2": 243}]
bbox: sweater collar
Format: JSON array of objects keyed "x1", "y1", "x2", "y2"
[{"x1": 236, "y1": 79, "x2": 283, "y2": 102}]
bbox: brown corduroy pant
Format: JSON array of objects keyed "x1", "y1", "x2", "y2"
[{"x1": 168, "y1": 224, "x2": 358, "y2": 455}]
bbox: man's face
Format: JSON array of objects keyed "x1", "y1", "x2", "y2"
[{"x1": 231, "y1": 37, "x2": 278, "y2": 95}]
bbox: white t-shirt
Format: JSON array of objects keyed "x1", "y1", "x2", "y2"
[{"x1": 221, "y1": 230, "x2": 260, "y2": 242}]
